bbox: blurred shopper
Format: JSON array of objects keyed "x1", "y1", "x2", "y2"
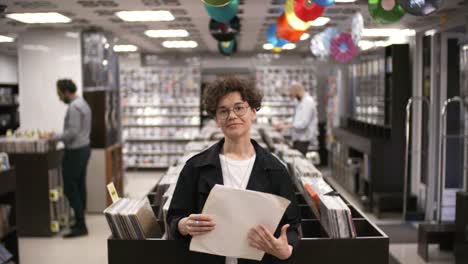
[
  {"x1": 56, "y1": 79, "x2": 92, "y2": 238},
  {"x1": 274, "y1": 83, "x2": 318, "y2": 156}
]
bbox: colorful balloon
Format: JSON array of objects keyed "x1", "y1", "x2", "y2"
[
  {"x1": 209, "y1": 16, "x2": 240, "y2": 41},
  {"x1": 204, "y1": 0, "x2": 238, "y2": 23},
  {"x1": 285, "y1": 0, "x2": 310, "y2": 31},
  {"x1": 218, "y1": 39, "x2": 237, "y2": 56},
  {"x1": 330, "y1": 32, "x2": 358, "y2": 63},
  {"x1": 368, "y1": 0, "x2": 405, "y2": 24},
  {"x1": 202, "y1": 0, "x2": 232, "y2": 7},
  {"x1": 397, "y1": 0, "x2": 443, "y2": 16},
  {"x1": 294, "y1": 0, "x2": 325, "y2": 22},
  {"x1": 266, "y1": 24, "x2": 290, "y2": 48},
  {"x1": 277, "y1": 13, "x2": 306, "y2": 42}
]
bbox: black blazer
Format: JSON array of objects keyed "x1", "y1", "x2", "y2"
[{"x1": 167, "y1": 139, "x2": 301, "y2": 264}]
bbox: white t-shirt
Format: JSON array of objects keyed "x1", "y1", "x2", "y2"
[{"x1": 219, "y1": 154, "x2": 256, "y2": 264}]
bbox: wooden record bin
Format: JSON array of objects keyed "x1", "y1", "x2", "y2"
[
  {"x1": 9, "y1": 150, "x2": 71, "y2": 236},
  {"x1": 107, "y1": 181, "x2": 389, "y2": 264},
  {"x1": 0, "y1": 168, "x2": 19, "y2": 263}
]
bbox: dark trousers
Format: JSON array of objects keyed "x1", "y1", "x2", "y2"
[
  {"x1": 62, "y1": 146, "x2": 91, "y2": 229},
  {"x1": 293, "y1": 141, "x2": 310, "y2": 156}
]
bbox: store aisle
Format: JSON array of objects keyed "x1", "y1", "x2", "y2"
[{"x1": 19, "y1": 214, "x2": 109, "y2": 264}]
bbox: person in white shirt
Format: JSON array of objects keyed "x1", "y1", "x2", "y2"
[
  {"x1": 167, "y1": 76, "x2": 301, "y2": 264},
  {"x1": 275, "y1": 83, "x2": 318, "y2": 156}
]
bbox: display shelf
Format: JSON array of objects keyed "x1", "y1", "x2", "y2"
[
  {"x1": 123, "y1": 124, "x2": 200, "y2": 128},
  {"x1": 125, "y1": 138, "x2": 193, "y2": 142},
  {"x1": 124, "y1": 152, "x2": 185, "y2": 156},
  {"x1": 8, "y1": 150, "x2": 71, "y2": 236},
  {"x1": 121, "y1": 66, "x2": 201, "y2": 170},
  {"x1": 123, "y1": 104, "x2": 200, "y2": 108},
  {"x1": 0, "y1": 84, "x2": 20, "y2": 136},
  {"x1": 122, "y1": 114, "x2": 199, "y2": 118},
  {"x1": 0, "y1": 168, "x2": 19, "y2": 263}
]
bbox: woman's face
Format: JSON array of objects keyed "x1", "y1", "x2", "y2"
[{"x1": 215, "y1": 92, "x2": 256, "y2": 140}]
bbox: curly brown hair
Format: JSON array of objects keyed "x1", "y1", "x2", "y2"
[{"x1": 203, "y1": 76, "x2": 263, "y2": 117}]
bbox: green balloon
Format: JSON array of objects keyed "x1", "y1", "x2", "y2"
[
  {"x1": 368, "y1": 0, "x2": 405, "y2": 24},
  {"x1": 202, "y1": 0, "x2": 232, "y2": 7}
]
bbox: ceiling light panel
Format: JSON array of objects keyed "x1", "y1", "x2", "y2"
[
  {"x1": 0, "y1": 35, "x2": 15, "y2": 43},
  {"x1": 115, "y1": 11, "x2": 175, "y2": 22},
  {"x1": 6, "y1": 12, "x2": 72, "y2": 24},
  {"x1": 162, "y1": 40, "x2": 197, "y2": 48},
  {"x1": 145, "y1": 29, "x2": 189, "y2": 38},
  {"x1": 114, "y1": 45, "x2": 138, "y2": 52},
  {"x1": 362, "y1": 28, "x2": 416, "y2": 37}
]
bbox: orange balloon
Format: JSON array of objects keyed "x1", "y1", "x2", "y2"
[{"x1": 276, "y1": 13, "x2": 305, "y2": 42}]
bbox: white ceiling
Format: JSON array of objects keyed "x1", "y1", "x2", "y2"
[{"x1": 0, "y1": 0, "x2": 467, "y2": 56}]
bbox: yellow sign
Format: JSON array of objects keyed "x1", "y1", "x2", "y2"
[{"x1": 107, "y1": 182, "x2": 120, "y2": 203}]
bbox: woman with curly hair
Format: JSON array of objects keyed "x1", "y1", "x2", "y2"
[{"x1": 167, "y1": 76, "x2": 301, "y2": 264}]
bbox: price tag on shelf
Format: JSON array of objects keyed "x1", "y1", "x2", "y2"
[
  {"x1": 50, "y1": 221, "x2": 60, "y2": 233},
  {"x1": 107, "y1": 182, "x2": 120, "y2": 203}
]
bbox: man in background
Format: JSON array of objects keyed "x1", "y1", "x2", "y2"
[
  {"x1": 274, "y1": 83, "x2": 318, "y2": 156},
  {"x1": 55, "y1": 79, "x2": 92, "y2": 238}
]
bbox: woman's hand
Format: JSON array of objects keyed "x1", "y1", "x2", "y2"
[
  {"x1": 248, "y1": 224, "x2": 293, "y2": 260},
  {"x1": 178, "y1": 214, "x2": 216, "y2": 237}
]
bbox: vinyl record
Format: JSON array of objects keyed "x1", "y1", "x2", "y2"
[
  {"x1": 202, "y1": 0, "x2": 232, "y2": 7},
  {"x1": 351, "y1": 12, "x2": 364, "y2": 43},
  {"x1": 285, "y1": 0, "x2": 310, "y2": 31},
  {"x1": 312, "y1": 0, "x2": 335, "y2": 8},
  {"x1": 266, "y1": 23, "x2": 289, "y2": 47},
  {"x1": 330, "y1": 32, "x2": 358, "y2": 63},
  {"x1": 397, "y1": 0, "x2": 443, "y2": 16},
  {"x1": 277, "y1": 13, "x2": 306, "y2": 42},
  {"x1": 294, "y1": 0, "x2": 325, "y2": 22},
  {"x1": 209, "y1": 16, "x2": 240, "y2": 42},
  {"x1": 218, "y1": 39, "x2": 237, "y2": 56},
  {"x1": 205, "y1": 0, "x2": 238, "y2": 23},
  {"x1": 368, "y1": 0, "x2": 405, "y2": 24}
]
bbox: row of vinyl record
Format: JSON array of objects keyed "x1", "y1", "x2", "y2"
[
  {"x1": 122, "y1": 107, "x2": 200, "y2": 116},
  {"x1": 104, "y1": 198, "x2": 161, "y2": 240},
  {"x1": 122, "y1": 117, "x2": 200, "y2": 126},
  {"x1": 123, "y1": 142, "x2": 188, "y2": 155},
  {"x1": 48, "y1": 168, "x2": 72, "y2": 232},
  {"x1": 0, "y1": 138, "x2": 56, "y2": 153},
  {"x1": 261, "y1": 128, "x2": 356, "y2": 239},
  {"x1": 123, "y1": 127, "x2": 200, "y2": 140}
]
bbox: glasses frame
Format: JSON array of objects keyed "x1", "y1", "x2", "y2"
[{"x1": 216, "y1": 103, "x2": 251, "y2": 121}]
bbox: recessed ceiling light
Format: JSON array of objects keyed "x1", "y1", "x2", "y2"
[
  {"x1": 463, "y1": 45, "x2": 468, "y2": 51},
  {"x1": 6, "y1": 12, "x2": 71, "y2": 24},
  {"x1": 114, "y1": 45, "x2": 138, "y2": 52},
  {"x1": 263, "y1": 43, "x2": 274, "y2": 50},
  {"x1": 162, "y1": 40, "x2": 198, "y2": 49},
  {"x1": 115, "y1": 10, "x2": 175, "y2": 22},
  {"x1": 308, "y1": 17, "x2": 330, "y2": 27},
  {"x1": 363, "y1": 28, "x2": 415, "y2": 37},
  {"x1": 145, "y1": 29, "x2": 189, "y2": 38},
  {"x1": 300, "y1": 33, "x2": 310, "y2": 41},
  {"x1": 283, "y1": 43, "x2": 296, "y2": 50},
  {"x1": 0, "y1": 35, "x2": 14, "y2": 43},
  {"x1": 424, "y1": 29, "x2": 436, "y2": 36}
]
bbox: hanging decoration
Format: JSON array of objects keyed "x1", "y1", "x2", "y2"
[
  {"x1": 330, "y1": 32, "x2": 357, "y2": 63},
  {"x1": 204, "y1": 0, "x2": 238, "y2": 23},
  {"x1": 218, "y1": 39, "x2": 237, "y2": 56},
  {"x1": 209, "y1": 16, "x2": 240, "y2": 42},
  {"x1": 397, "y1": 0, "x2": 443, "y2": 16},
  {"x1": 202, "y1": 0, "x2": 232, "y2": 7},
  {"x1": 294, "y1": 0, "x2": 328, "y2": 23},
  {"x1": 266, "y1": 23, "x2": 290, "y2": 48},
  {"x1": 368, "y1": 0, "x2": 405, "y2": 24},
  {"x1": 277, "y1": 13, "x2": 306, "y2": 42},
  {"x1": 310, "y1": 27, "x2": 339, "y2": 59},
  {"x1": 285, "y1": 0, "x2": 312, "y2": 31},
  {"x1": 311, "y1": 0, "x2": 335, "y2": 8},
  {"x1": 351, "y1": 12, "x2": 364, "y2": 43}
]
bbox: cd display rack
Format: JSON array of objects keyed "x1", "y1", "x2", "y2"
[{"x1": 120, "y1": 67, "x2": 201, "y2": 169}]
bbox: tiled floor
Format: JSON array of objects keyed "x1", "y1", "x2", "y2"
[{"x1": 18, "y1": 170, "x2": 457, "y2": 264}]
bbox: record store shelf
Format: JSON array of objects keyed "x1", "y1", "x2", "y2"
[{"x1": 108, "y1": 180, "x2": 389, "y2": 264}]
